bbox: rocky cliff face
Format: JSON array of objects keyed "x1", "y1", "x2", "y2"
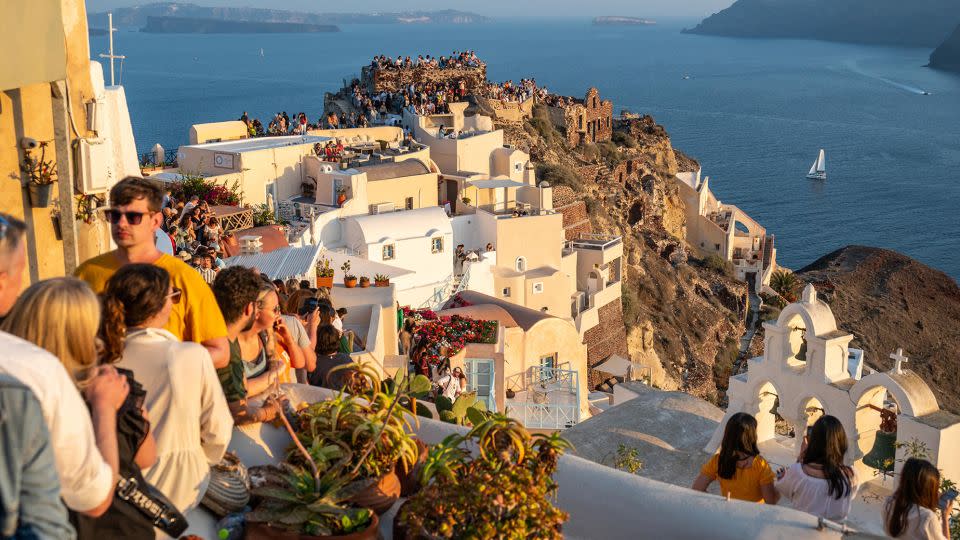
[
  {"x1": 498, "y1": 110, "x2": 748, "y2": 403},
  {"x1": 685, "y1": 0, "x2": 960, "y2": 48},
  {"x1": 795, "y1": 246, "x2": 960, "y2": 413},
  {"x1": 930, "y1": 24, "x2": 960, "y2": 72}
]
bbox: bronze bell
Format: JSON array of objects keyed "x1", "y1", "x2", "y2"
[{"x1": 863, "y1": 430, "x2": 897, "y2": 471}]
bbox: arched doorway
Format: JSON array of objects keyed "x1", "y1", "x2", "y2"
[
  {"x1": 756, "y1": 381, "x2": 789, "y2": 444},
  {"x1": 854, "y1": 386, "x2": 902, "y2": 476}
]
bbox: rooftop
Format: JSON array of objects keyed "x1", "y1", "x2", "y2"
[
  {"x1": 356, "y1": 158, "x2": 431, "y2": 181},
  {"x1": 453, "y1": 290, "x2": 557, "y2": 331},
  {"x1": 182, "y1": 134, "x2": 329, "y2": 153}
]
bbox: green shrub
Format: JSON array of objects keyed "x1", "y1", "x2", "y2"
[
  {"x1": 536, "y1": 163, "x2": 582, "y2": 190},
  {"x1": 578, "y1": 143, "x2": 600, "y2": 162},
  {"x1": 612, "y1": 131, "x2": 638, "y2": 148},
  {"x1": 527, "y1": 104, "x2": 563, "y2": 146},
  {"x1": 252, "y1": 203, "x2": 277, "y2": 226},
  {"x1": 598, "y1": 140, "x2": 624, "y2": 165},
  {"x1": 700, "y1": 254, "x2": 733, "y2": 277}
]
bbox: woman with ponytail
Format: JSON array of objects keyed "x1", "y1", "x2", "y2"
[
  {"x1": 103, "y1": 264, "x2": 233, "y2": 513},
  {"x1": 884, "y1": 458, "x2": 952, "y2": 539},
  {"x1": 774, "y1": 415, "x2": 859, "y2": 521}
]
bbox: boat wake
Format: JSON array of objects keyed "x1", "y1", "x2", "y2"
[{"x1": 845, "y1": 63, "x2": 930, "y2": 95}]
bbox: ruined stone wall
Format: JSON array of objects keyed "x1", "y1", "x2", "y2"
[
  {"x1": 584, "y1": 300, "x2": 630, "y2": 390},
  {"x1": 546, "y1": 88, "x2": 613, "y2": 147},
  {"x1": 552, "y1": 185, "x2": 591, "y2": 241},
  {"x1": 362, "y1": 64, "x2": 487, "y2": 94}
]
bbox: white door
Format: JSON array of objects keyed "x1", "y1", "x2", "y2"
[
  {"x1": 465, "y1": 358, "x2": 496, "y2": 412},
  {"x1": 332, "y1": 178, "x2": 343, "y2": 206},
  {"x1": 494, "y1": 188, "x2": 505, "y2": 213}
]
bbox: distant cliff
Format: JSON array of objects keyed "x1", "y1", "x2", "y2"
[
  {"x1": 90, "y1": 2, "x2": 488, "y2": 29},
  {"x1": 684, "y1": 0, "x2": 960, "y2": 48},
  {"x1": 797, "y1": 246, "x2": 960, "y2": 414},
  {"x1": 930, "y1": 24, "x2": 960, "y2": 72},
  {"x1": 593, "y1": 16, "x2": 656, "y2": 26},
  {"x1": 142, "y1": 16, "x2": 338, "y2": 34}
]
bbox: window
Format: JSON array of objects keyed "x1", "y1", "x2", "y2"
[
  {"x1": 405, "y1": 197, "x2": 414, "y2": 210},
  {"x1": 532, "y1": 281, "x2": 544, "y2": 294},
  {"x1": 714, "y1": 243, "x2": 721, "y2": 252},
  {"x1": 431, "y1": 237, "x2": 444, "y2": 254},
  {"x1": 382, "y1": 244, "x2": 395, "y2": 261},
  {"x1": 539, "y1": 354, "x2": 557, "y2": 383},
  {"x1": 515, "y1": 256, "x2": 526, "y2": 272},
  {"x1": 514, "y1": 162, "x2": 523, "y2": 173},
  {"x1": 502, "y1": 287, "x2": 511, "y2": 297}
]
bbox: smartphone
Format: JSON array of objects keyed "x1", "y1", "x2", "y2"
[
  {"x1": 299, "y1": 297, "x2": 319, "y2": 317},
  {"x1": 940, "y1": 488, "x2": 959, "y2": 510}
]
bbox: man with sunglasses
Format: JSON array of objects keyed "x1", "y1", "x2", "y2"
[{"x1": 75, "y1": 177, "x2": 230, "y2": 368}]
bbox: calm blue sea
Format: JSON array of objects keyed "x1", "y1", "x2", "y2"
[{"x1": 90, "y1": 18, "x2": 960, "y2": 279}]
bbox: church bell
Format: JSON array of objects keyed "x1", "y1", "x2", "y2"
[{"x1": 863, "y1": 430, "x2": 897, "y2": 472}]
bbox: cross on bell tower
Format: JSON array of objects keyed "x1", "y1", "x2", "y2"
[
  {"x1": 890, "y1": 348, "x2": 909, "y2": 374},
  {"x1": 98, "y1": 13, "x2": 126, "y2": 86}
]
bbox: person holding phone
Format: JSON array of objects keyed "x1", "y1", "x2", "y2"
[
  {"x1": 237, "y1": 282, "x2": 304, "y2": 396},
  {"x1": 774, "y1": 415, "x2": 858, "y2": 521},
  {"x1": 692, "y1": 412, "x2": 778, "y2": 504},
  {"x1": 884, "y1": 458, "x2": 954, "y2": 539},
  {"x1": 280, "y1": 290, "x2": 319, "y2": 384}
]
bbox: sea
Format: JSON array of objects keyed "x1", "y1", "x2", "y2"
[{"x1": 90, "y1": 17, "x2": 960, "y2": 280}]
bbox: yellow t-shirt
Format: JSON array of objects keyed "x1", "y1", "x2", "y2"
[
  {"x1": 75, "y1": 252, "x2": 227, "y2": 344},
  {"x1": 701, "y1": 453, "x2": 775, "y2": 503}
]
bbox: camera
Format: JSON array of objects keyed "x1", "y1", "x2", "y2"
[{"x1": 20, "y1": 137, "x2": 38, "y2": 150}]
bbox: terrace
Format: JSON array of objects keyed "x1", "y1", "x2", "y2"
[{"x1": 506, "y1": 364, "x2": 582, "y2": 430}]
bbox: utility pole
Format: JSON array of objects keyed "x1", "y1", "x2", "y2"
[{"x1": 98, "y1": 13, "x2": 125, "y2": 86}]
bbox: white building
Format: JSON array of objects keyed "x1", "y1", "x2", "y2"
[{"x1": 341, "y1": 206, "x2": 454, "y2": 308}]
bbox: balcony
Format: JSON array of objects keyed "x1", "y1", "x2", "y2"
[
  {"x1": 506, "y1": 364, "x2": 581, "y2": 430},
  {"x1": 568, "y1": 233, "x2": 622, "y2": 251}
]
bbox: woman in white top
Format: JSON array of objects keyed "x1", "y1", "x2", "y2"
[
  {"x1": 102, "y1": 264, "x2": 233, "y2": 513},
  {"x1": 775, "y1": 415, "x2": 859, "y2": 521},
  {"x1": 884, "y1": 458, "x2": 952, "y2": 540}
]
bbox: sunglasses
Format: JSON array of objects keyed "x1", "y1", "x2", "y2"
[
  {"x1": 167, "y1": 287, "x2": 182, "y2": 304},
  {"x1": 106, "y1": 210, "x2": 153, "y2": 225}
]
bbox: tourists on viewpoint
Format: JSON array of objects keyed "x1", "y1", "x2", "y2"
[{"x1": 692, "y1": 412, "x2": 779, "y2": 504}]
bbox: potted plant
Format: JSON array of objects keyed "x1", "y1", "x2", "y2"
[
  {"x1": 396, "y1": 415, "x2": 571, "y2": 539},
  {"x1": 460, "y1": 197, "x2": 471, "y2": 205},
  {"x1": 505, "y1": 388, "x2": 516, "y2": 399},
  {"x1": 341, "y1": 260, "x2": 357, "y2": 288},
  {"x1": 337, "y1": 187, "x2": 348, "y2": 208},
  {"x1": 20, "y1": 141, "x2": 57, "y2": 208},
  {"x1": 316, "y1": 257, "x2": 335, "y2": 288},
  {"x1": 358, "y1": 276, "x2": 371, "y2": 288},
  {"x1": 373, "y1": 274, "x2": 390, "y2": 287}
]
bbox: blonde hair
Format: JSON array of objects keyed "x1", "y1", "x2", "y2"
[{"x1": 1, "y1": 277, "x2": 101, "y2": 385}]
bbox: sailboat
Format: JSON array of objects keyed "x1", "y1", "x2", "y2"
[
  {"x1": 806, "y1": 149, "x2": 826, "y2": 181},
  {"x1": 259, "y1": 48, "x2": 265, "y2": 58}
]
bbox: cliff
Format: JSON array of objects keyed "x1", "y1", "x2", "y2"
[
  {"x1": 91, "y1": 2, "x2": 488, "y2": 29},
  {"x1": 797, "y1": 246, "x2": 960, "y2": 413},
  {"x1": 684, "y1": 0, "x2": 960, "y2": 48},
  {"x1": 930, "y1": 24, "x2": 960, "y2": 72},
  {"x1": 497, "y1": 107, "x2": 747, "y2": 404},
  {"x1": 142, "y1": 16, "x2": 338, "y2": 33}
]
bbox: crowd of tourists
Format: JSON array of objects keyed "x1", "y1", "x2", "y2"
[
  {"x1": 156, "y1": 190, "x2": 227, "y2": 285},
  {"x1": 0, "y1": 177, "x2": 370, "y2": 538},
  {"x1": 369, "y1": 50, "x2": 483, "y2": 70},
  {"x1": 693, "y1": 412, "x2": 955, "y2": 539},
  {"x1": 481, "y1": 78, "x2": 544, "y2": 103}
]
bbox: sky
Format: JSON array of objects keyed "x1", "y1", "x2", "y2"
[{"x1": 85, "y1": 0, "x2": 734, "y2": 18}]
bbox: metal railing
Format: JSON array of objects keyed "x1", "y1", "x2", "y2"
[
  {"x1": 506, "y1": 364, "x2": 581, "y2": 430},
  {"x1": 508, "y1": 401, "x2": 579, "y2": 430},
  {"x1": 416, "y1": 264, "x2": 471, "y2": 312},
  {"x1": 139, "y1": 144, "x2": 181, "y2": 171},
  {"x1": 568, "y1": 233, "x2": 622, "y2": 251}
]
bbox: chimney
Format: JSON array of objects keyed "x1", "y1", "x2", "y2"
[{"x1": 239, "y1": 235, "x2": 263, "y2": 255}]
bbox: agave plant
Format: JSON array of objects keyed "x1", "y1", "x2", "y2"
[
  {"x1": 435, "y1": 391, "x2": 491, "y2": 426},
  {"x1": 399, "y1": 414, "x2": 571, "y2": 539},
  {"x1": 246, "y1": 460, "x2": 376, "y2": 537}
]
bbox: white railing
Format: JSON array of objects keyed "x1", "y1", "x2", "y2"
[
  {"x1": 508, "y1": 401, "x2": 579, "y2": 430},
  {"x1": 415, "y1": 264, "x2": 471, "y2": 312}
]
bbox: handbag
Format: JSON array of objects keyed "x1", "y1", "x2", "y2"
[{"x1": 114, "y1": 475, "x2": 189, "y2": 538}]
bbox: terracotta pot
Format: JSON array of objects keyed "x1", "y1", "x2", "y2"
[
  {"x1": 374, "y1": 280, "x2": 389, "y2": 287},
  {"x1": 344, "y1": 277, "x2": 358, "y2": 288},
  {"x1": 244, "y1": 512, "x2": 380, "y2": 540},
  {"x1": 347, "y1": 470, "x2": 400, "y2": 515},
  {"x1": 396, "y1": 439, "x2": 428, "y2": 497},
  {"x1": 337, "y1": 193, "x2": 347, "y2": 207},
  {"x1": 505, "y1": 388, "x2": 516, "y2": 399},
  {"x1": 316, "y1": 276, "x2": 334, "y2": 288},
  {"x1": 359, "y1": 280, "x2": 371, "y2": 288}
]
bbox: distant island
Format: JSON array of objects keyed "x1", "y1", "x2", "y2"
[
  {"x1": 593, "y1": 16, "x2": 656, "y2": 26},
  {"x1": 142, "y1": 16, "x2": 338, "y2": 34},
  {"x1": 930, "y1": 23, "x2": 960, "y2": 72},
  {"x1": 684, "y1": 0, "x2": 960, "y2": 48},
  {"x1": 89, "y1": 2, "x2": 489, "y2": 29}
]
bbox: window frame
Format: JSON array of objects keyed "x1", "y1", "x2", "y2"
[
  {"x1": 431, "y1": 236, "x2": 444, "y2": 254},
  {"x1": 382, "y1": 243, "x2": 396, "y2": 261}
]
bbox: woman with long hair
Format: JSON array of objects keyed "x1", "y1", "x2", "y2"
[
  {"x1": 238, "y1": 281, "x2": 305, "y2": 396},
  {"x1": 884, "y1": 458, "x2": 952, "y2": 539},
  {"x1": 692, "y1": 412, "x2": 778, "y2": 503},
  {"x1": 3, "y1": 277, "x2": 158, "y2": 538},
  {"x1": 101, "y1": 264, "x2": 233, "y2": 513},
  {"x1": 775, "y1": 415, "x2": 858, "y2": 521}
]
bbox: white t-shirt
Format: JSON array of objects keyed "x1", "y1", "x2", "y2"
[
  {"x1": 0, "y1": 331, "x2": 113, "y2": 512},
  {"x1": 436, "y1": 373, "x2": 459, "y2": 400},
  {"x1": 332, "y1": 316, "x2": 343, "y2": 333},
  {"x1": 775, "y1": 462, "x2": 859, "y2": 521},
  {"x1": 883, "y1": 498, "x2": 948, "y2": 540}
]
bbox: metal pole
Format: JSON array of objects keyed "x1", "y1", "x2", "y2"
[{"x1": 107, "y1": 13, "x2": 114, "y2": 85}]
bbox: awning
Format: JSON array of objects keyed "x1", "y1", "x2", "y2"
[
  {"x1": 594, "y1": 355, "x2": 639, "y2": 378},
  {"x1": 468, "y1": 179, "x2": 528, "y2": 189}
]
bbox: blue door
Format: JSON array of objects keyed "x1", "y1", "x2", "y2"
[{"x1": 465, "y1": 358, "x2": 496, "y2": 412}]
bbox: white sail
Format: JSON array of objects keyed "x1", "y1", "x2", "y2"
[
  {"x1": 806, "y1": 149, "x2": 826, "y2": 179},
  {"x1": 808, "y1": 158, "x2": 818, "y2": 176},
  {"x1": 815, "y1": 149, "x2": 825, "y2": 172}
]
